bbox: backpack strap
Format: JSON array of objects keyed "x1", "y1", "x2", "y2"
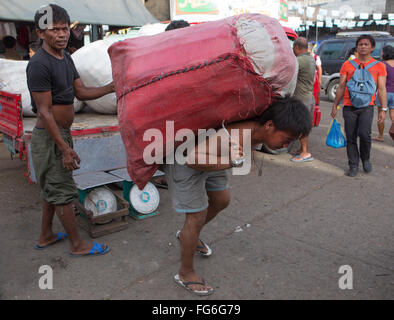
[
  {"x1": 365, "y1": 60, "x2": 380, "y2": 70},
  {"x1": 348, "y1": 60, "x2": 359, "y2": 69}
]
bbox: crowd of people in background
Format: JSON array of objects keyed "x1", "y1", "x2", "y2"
[{"x1": 0, "y1": 22, "x2": 85, "y2": 60}]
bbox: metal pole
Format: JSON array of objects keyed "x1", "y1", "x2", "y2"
[{"x1": 92, "y1": 25, "x2": 99, "y2": 42}]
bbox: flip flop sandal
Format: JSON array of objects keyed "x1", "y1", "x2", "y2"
[
  {"x1": 290, "y1": 155, "x2": 314, "y2": 163},
  {"x1": 174, "y1": 274, "x2": 214, "y2": 296},
  {"x1": 176, "y1": 230, "x2": 212, "y2": 257},
  {"x1": 34, "y1": 232, "x2": 68, "y2": 250},
  {"x1": 69, "y1": 242, "x2": 111, "y2": 257}
]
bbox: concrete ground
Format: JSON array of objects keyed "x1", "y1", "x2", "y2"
[{"x1": 0, "y1": 97, "x2": 393, "y2": 300}]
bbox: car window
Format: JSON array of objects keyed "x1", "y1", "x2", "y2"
[
  {"x1": 320, "y1": 42, "x2": 345, "y2": 60},
  {"x1": 371, "y1": 41, "x2": 384, "y2": 60},
  {"x1": 384, "y1": 40, "x2": 394, "y2": 48},
  {"x1": 344, "y1": 41, "x2": 356, "y2": 59}
]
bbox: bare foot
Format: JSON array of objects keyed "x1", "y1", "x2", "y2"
[
  {"x1": 38, "y1": 232, "x2": 66, "y2": 247},
  {"x1": 70, "y1": 240, "x2": 109, "y2": 255},
  {"x1": 177, "y1": 271, "x2": 213, "y2": 294}
]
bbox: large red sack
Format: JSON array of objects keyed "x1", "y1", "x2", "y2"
[{"x1": 109, "y1": 14, "x2": 298, "y2": 189}]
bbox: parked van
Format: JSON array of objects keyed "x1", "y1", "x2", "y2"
[{"x1": 317, "y1": 31, "x2": 394, "y2": 101}]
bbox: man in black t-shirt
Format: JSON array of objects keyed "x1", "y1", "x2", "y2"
[{"x1": 27, "y1": 4, "x2": 114, "y2": 256}]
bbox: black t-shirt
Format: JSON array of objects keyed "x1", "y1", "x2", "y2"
[{"x1": 26, "y1": 47, "x2": 80, "y2": 113}]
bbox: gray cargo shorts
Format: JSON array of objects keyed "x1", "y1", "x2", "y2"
[
  {"x1": 303, "y1": 97, "x2": 315, "y2": 120},
  {"x1": 31, "y1": 127, "x2": 78, "y2": 205},
  {"x1": 164, "y1": 163, "x2": 229, "y2": 213}
]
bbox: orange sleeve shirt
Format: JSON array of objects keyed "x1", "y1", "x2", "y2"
[{"x1": 340, "y1": 58, "x2": 387, "y2": 106}]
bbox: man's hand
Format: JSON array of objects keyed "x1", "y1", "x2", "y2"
[
  {"x1": 62, "y1": 147, "x2": 81, "y2": 171},
  {"x1": 331, "y1": 105, "x2": 338, "y2": 119},
  {"x1": 378, "y1": 109, "x2": 386, "y2": 124},
  {"x1": 230, "y1": 140, "x2": 244, "y2": 162}
]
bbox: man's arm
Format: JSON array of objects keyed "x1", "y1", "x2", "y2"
[
  {"x1": 317, "y1": 65, "x2": 323, "y2": 85},
  {"x1": 377, "y1": 75, "x2": 387, "y2": 124},
  {"x1": 331, "y1": 74, "x2": 347, "y2": 118},
  {"x1": 73, "y1": 78, "x2": 114, "y2": 101},
  {"x1": 186, "y1": 130, "x2": 243, "y2": 171},
  {"x1": 32, "y1": 91, "x2": 80, "y2": 171}
]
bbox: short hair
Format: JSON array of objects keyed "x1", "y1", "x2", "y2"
[
  {"x1": 165, "y1": 20, "x2": 190, "y2": 31},
  {"x1": 346, "y1": 47, "x2": 356, "y2": 60},
  {"x1": 29, "y1": 40, "x2": 41, "y2": 52},
  {"x1": 294, "y1": 37, "x2": 308, "y2": 50},
  {"x1": 257, "y1": 97, "x2": 312, "y2": 139},
  {"x1": 382, "y1": 45, "x2": 394, "y2": 61},
  {"x1": 3, "y1": 36, "x2": 16, "y2": 49},
  {"x1": 356, "y1": 34, "x2": 375, "y2": 48},
  {"x1": 34, "y1": 4, "x2": 70, "y2": 31}
]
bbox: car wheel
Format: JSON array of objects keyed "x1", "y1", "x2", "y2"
[{"x1": 327, "y1": 78, "x2": 340, "y2": 102}]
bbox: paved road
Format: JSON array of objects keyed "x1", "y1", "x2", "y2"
[{"x1": 0, "y1": 98, "x2": 393, "y2": 300}]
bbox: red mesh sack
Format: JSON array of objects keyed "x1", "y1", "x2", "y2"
[{"x1": 108, "y1": 14, "x2": 298, "y2": 189}]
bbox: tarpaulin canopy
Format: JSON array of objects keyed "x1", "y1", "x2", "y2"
[{"x1": 0, "y1": 0, "x2": 158, "y2": 26}]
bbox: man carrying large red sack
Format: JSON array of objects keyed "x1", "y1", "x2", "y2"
[
  {"x1": 167, "y1": 97, "x2": 312, "y2": 295},
  {"x1": 109, "y1": 13, "x2": 309, "y2": 296}
]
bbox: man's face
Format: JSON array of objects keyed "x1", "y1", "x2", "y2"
[
  {"x1": 259, "y1": 121, "x2": 298, "y2": 150},
  {"x1": 356, "y1": 39, "x2": 374, "y2": 56},
  {"x1": 38, "y1": 21, "x2": 70, "y2": 51}
]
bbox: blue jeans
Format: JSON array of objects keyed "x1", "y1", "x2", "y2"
[{"x1": 342, "y1": 106, "x2": 374, "y2": 168}]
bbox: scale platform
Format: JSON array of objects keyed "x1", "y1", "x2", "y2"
[{"x1": 108, "y1": 168, "x2": 162, "y2": 220}]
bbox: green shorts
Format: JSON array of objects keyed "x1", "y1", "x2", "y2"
[
  {"x1": 31, "y1": 127, "x2": 78, "y2": 205},
  {"x1": 164, "y1": 163, "x2": 229, "y2": 213}
]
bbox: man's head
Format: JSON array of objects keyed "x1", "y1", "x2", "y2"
[
  {"x1": 293, "y1": 37, "x2": 308, "y2": 56},
  {"x1": 28, "y1": 41, "x2": 40, "y2": 58},
  {"x1": 355, "y1": 35, "x2": 375, "y2": 57},
  {"x1": 34, "y1": 4, "x2": 70, "y2": 51},
  {"x1": 165, "y1": 20, "x2": 190, "y2": 31},
  {"x1": 3, "y1": 36, "x2": 17, "y2": 50},
  {"x1": 382, "y1": 45, "x2": 394, "y2": 61},
  {"x1": 255, "y1": 97, "x2": 312, "y2": 150}
]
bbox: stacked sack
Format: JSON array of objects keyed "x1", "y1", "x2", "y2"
[
  {"x1": 0, "y1": 58, "x2": 85, "y2": 116},
  {"x1": 109, "y1": 13, "x2": 299, "y2": 189},
  {"x1": 71, "y1": 34, "x2": 140, "y2": 114}
]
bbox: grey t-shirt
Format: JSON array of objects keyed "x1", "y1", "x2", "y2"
[{"x1": 294, "y1": 53, "x2": 316, "y2": 101}]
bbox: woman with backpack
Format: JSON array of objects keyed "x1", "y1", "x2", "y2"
[
  {"x1": 331, "y1": 35, "x2": 387, "y2": 177},
  {"x1": 373, "y1": 45, "x2": 394, "y2": 142}
]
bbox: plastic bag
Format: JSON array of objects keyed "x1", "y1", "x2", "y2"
[{"x1": 326, "y1": 119, "x2": 346, "y2": 148}]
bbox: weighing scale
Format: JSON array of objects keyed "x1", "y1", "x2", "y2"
[{"x1": 108, "y1": 168, "x2": 161, "y2": 220}]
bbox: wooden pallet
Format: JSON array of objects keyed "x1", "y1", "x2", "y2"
[{"x1": 73, "y1": 185, "x2": 129, "y2": 238}]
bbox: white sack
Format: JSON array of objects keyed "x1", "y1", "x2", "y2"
[{"x1": 0, "y1": 58, "x2": 85, "y2": 116}]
